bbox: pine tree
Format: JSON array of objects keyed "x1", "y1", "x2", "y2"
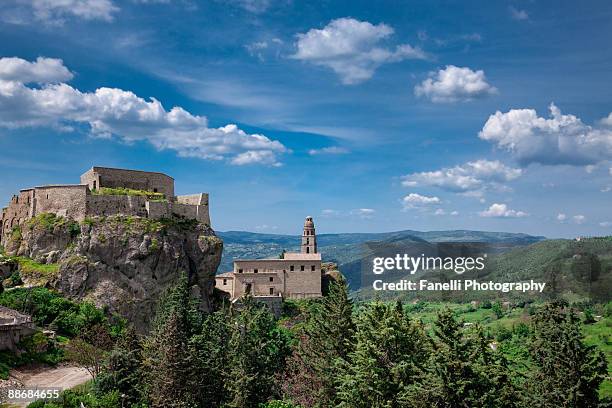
[
  {"x1": 188, "y1": 309, "x2": 231, "y2": 407},
  {"x1": 526, "y1": 302, "x2": 607, "y2": 408},
  {"x1": 224, "y1": 297, "x2": 292, "y2": 408},
  {"x1": 141, "y1": 274, "x2": 201, "y2": 408},
  {"x1": 282, "y1": 277, "x2": 356, "y2": 407},
  {"x1": 402, "y1": 308, "x2": 518, "y2": 408},
  {"x1": 94, "y1": 328, "x2": 144, "y2": 405},
  {"x1": 336, "y1": 301, "x2": 430, "y2": 408}
]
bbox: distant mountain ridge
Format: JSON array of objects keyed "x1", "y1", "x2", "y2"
[{"x1": 217, "y1": 229, "x2": 546, "y2": 277}]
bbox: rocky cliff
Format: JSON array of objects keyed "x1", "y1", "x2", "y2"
[{"x1": 1, "y1": 213, "x2": 223, "y2": 331}]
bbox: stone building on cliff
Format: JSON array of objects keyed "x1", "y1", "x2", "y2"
[
  {"x1": 215, "y1": 216, "x2": 323, "y2": 308},
  {"x1": 1, "y1": 166, "x2": 210, "y2": 246}
]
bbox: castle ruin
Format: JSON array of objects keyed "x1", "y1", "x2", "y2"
[{"x1": 1, "y1": 166, "x2": 210, "y2": 245}]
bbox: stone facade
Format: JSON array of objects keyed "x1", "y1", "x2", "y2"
[
  {"x1": 81, "y1": 167, "x2": 174, "y2": 198},
  {"x1": 0, "y1": 306, "x2": 36, "y2": 352},
  {"x1": 1, "y1": 167, "x2": 210, "y2": 246},
  {"x1": 215, "y1": 217, "x2": 323, "y2": 301}
]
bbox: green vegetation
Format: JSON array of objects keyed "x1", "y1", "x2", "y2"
[
  {"x1": 11, "y1": 225, "x2": 22, "y2": 241},
  {"x1": 92, "y1": 187, "x2": 166, "y2": 200},
  {"x1": 0, "y1": 287, "x2": 122, "y2": 338},
  {"x1": 15, "y1": 256, "x2": 60, "y2": 283},
  {"x1": 27, "y1": 213, "x2": 80, "y2": 237},
  {"x1": 28, "y1": 278, "x2": 610, "y2": 408}
]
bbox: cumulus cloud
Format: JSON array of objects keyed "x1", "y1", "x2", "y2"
[
  {"x1": 0, "y1": 57, "x2": 287, "y2": 166},
  {"x1": 401, "y1": 159, "x2": 521, "y2": 193},
  {"x1": 0, "y1": 57, "x2": 73, "y2": 83},
  {"x1": 414, "y1": 65, "x2": 497, "y2": 103},
  {"x1": 4, "y1": 0, "x2": 119, "y2": 24},
  {"x1": 600, "y1": 113, "x2": 612, "y2": 127},
  {"x1": 479, "y1": 104, "x2": 612, "y2": 166},
  {"x1": 479, "y1": 203, "x2": 528, "y2": 218},
  {"x1": 600, "y1": 221, "x2": 612, "y2": 227},
  {"x1": 557, "y1": 213, "x2": 567, "y2": 221},
  {"x1": 573, "y1": 215, "x2": 586, "y2": 224},
  {"x1": 308, "y1": 146, "x2": 349, "y2": 155},
  {"x1": 291, "y1": 17, "x2": 427, "y2": 84},
  {"x1": 402, "y1": 193, "x2": 440, "y2": 210}
]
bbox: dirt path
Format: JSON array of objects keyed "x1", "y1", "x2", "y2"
[{"x1": 7, "y1": 365, "x2": 91, "y2": 407}]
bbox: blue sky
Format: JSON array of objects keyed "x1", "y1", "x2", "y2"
[{"x1": 0, "y1": 0, "x2": 611, "y2": 237}]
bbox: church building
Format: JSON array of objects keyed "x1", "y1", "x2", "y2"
[{"x1": 215, "y1": 216, "x2": 323, "y2": 301}]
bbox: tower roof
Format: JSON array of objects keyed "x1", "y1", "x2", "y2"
[{"x1": 304, "y1": 216, "x2": 314, "y2": 227}]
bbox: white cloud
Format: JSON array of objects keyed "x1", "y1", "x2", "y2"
[
  {"x1": 402, "y1": 193, "x2": 440, "y2": 210},
  {"x1": 0, "y1": 57, "x2": 73, "y2": 83},
  {"x1": 509, "y1": 6, "x2": 529, "y2": 21},
  {"x1": 479, "y1": 104, "x2": 612, "y2": 166},
  {"x1": 308, "y1": 146, "x2": 349, "y2": 155},
  {"x1": 599, "y1": 113, "x2": 612, "y2": 127},
  {"x1": 479, "y1": 203, "x2": 528, "y2": 218},
  {"x1": 0, "y1": 57, "x2": 287, "y2": 166},
  {"x1": 450, "y1": 210, "x2": 459, "y2": 216},
  {"x1": 434, "y1": 209, "x2": 446, "y2": 215},
  {"x1": 557, "y1": 213, "x2": 567, "y2": 221},
  {"x1": 292, "y1": 17, "x2": 426, "y2": 84},
  {"x1": 573, "y1": 215, "x2": 586, "y2": 224},
  {"x1": 401, "y1": 159, "x2": 521, "y2": 193},
  {"x1": 19, "y1": 0, "x2": 119, "y2": 23},
  {"x1": 602, "y1": 186, "x2": 611, "y2": 193},
  {"x1": 414, "y1": 65, "x2": 497, "y2": 103},
  {"x1": 600, "y1": 221, "x2": 612, "y2": 227},
  {"x1": 350, "y1": 208, "x2": 376, "y2": 219}
]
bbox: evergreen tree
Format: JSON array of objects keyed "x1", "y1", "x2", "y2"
[
  {"x1": 94, "y1": 328, "x2": 144, "y2": 406},
  {"x1": 526, "y1": 302, "x2": 607, "y2": 407},
  {"x1": 336, "y1": 301, "x2": 430, "y2": 408},
  {"x1": 224, "y1": 297, "x2": 292, "y2": 408},
  {"x1": 141, "y1": 274, "x2": 201, "y2": 408},
  {"x1": 188, "y1": 309, "x2": 231, "y2": 407},
  {"x1": 402, "y1": 308, "x2": 518, "y2": 408},
  {"x1": 282, "y1": 277, "x2": 356, "y2": 407}
]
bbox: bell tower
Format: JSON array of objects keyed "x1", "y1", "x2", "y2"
[{"x1": 301, "y1": 216, "x2": 317, "y2": 254}]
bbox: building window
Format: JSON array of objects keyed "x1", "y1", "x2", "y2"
[
  {"x1": 269, "y1": 277, "x2": 273, "y2": 282},
  {"x1": 300, "y1": 265, "x2": 305, "y2": 271},
  {"x1": 306, "y1": 238, "x2": 309, "y2": 244},
  {"x1": 306, "y1": 247, "x2": 310, "y2": 253},
  {"x1": 223, "y1": 278, "x2": 227, "y2": 285},
  {"x1": 290, "y1": 265, "x2": 294, "y2": 271},
  {"x1": 154, "y1": 188, "x2": 158, "y2": 192},
  {"x1": 269, "y1": 288, "x2": 274, "y2": 295},
  {"x1": 238, "y1": 268, "x2": 243, "y2": 273},
  {"x1": 254, "y1": 268, "x2": 258, "y2": 273},
  {"x1": 311, "y1": 265, "x2": 315, "y2": 271}
]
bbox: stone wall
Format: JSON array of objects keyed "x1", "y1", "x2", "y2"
[
  {"x1": 81, "y1": 167, "x2": 175, "y2": 198},
  {"x1": 35, "y1": 185, "x2": 88, "y2": 220},
  {"x1": 1, "y1": 189, "x2": 34, "y2": 239},
  {"x1": 233, "y1": 271, "x2": 285, "y2": 298},
  {"x1": 232, "y1": 258, "x2": 322, "y2": 299},
  {"x1": 87, "y1": 194, "x2": 148, "y2": 218},
  {"x1": 284, "y1": 269, "x2": 322, "y2": 298}
]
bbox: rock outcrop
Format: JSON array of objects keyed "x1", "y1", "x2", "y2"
[{"x1": 3, "y1": 214, "x2": 223, "y2": 332}]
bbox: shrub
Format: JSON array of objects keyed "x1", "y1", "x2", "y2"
[{"x1": 92, "y1": 187, "x2": 165, "y2": 200}]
